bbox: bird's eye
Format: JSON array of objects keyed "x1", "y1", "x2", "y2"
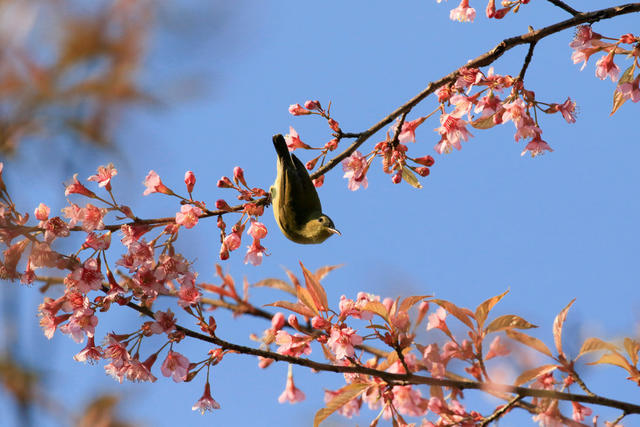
[{"x1": 318, "y1": 217, "x2": 324, "y2": 223}]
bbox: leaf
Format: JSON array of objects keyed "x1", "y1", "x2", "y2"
[
  {"x1": 314, "y1": 264, "x2": 343, "y2": 281},
  {"x1": 265, "y1": 301, "x2": 316, "y2": 318},
  {"x1": 553, "y1": 299, "x2": 575, "y2": 358},
  {"x1": 283, "y1": 267, "x2": 300, "y2": 288},
  {"x1": 399, "y1": 295, "x2": 432, "y2": 314},
  {"x1": 514, "y1": 364, "x2": 558, "y2": 386},
  {"x1": 300, "y1": 262, "x2": 328, "y2": 312},
  {"x1": 486, "y1": 314, "x2": 537, "y2": 333},
  {"x1": 588, "y1": 351, "x2": 633, "y2": 372},
  {"x1": 252, "y1": 278, "x2": 296, "y2": 296},
  {"x1": 576, "y1": 337, "x2": 619, "y2": 360},
  {"x1": 624, "y1": 337, "x2": 640, "y2": 366},
  {"x1": 313, "y1": 382, "x2": 370, "y2": 427},
  {"x1": 506, "y1": 330, "x2": 553, "y2": 357},
  {"x1": 401, "y1": 166, "x2": 423, "y2": 189},
  {"x1": 362, "y1": 301, "x2": 390, "y2": 324},
  {"x1": 295, "y1": 285, "x2": 320, "y2": 316},
  {"x1": 611, "y1": 88, "x2": 627, "y2": 116},
  {"x1": 475, "y1": 290, "x2": 509, "y2": 330},
  {"x1": 610, "y1": 64, "x2": 635, "y2": 116},
  {"x1": 470, "y1": 114, "x2": 497, "y2": 129},
  {"x1": 432, "y1": 299, "x2": 475, "y2": 330}
]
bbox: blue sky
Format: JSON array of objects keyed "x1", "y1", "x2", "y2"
[{"x1": 2, "y1": 1, "x2": 639, "y2": 426}]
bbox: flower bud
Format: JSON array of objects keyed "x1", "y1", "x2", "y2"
[
  {"x1": 414, "y1": 155, "x2": 435, "y2": 167},
  {"x1": 392, "y1": 171, "x2": 402, "y2": 184},
  {"x1": 233, "y1": 167, "x2": 247, "y2": 187},
  {"x1": 324, "y1": 139, "x2": 338, "y2": 151},
  {"x1": 34, "y1": 203, "x2": 50, "y2": 221},
  {"x1": 288, "y1": 104, "x2": 310, "y2": 116},
  {"x1": 271, "y1": 312, "x2": 285, "y2": 331},
  {"x1": 328, "y1": 118, "x2": 340, "y2": 132},
  {"x1": 215, "y1": 199, "x2": 231, "y2": 211},
  {"x1": 217, "y1": 176, "x2": 234, "y2": 188},
  {"x1": 415, "y1": 167, "x2": 430, "y2": 177},
  {"x1": 304, "y1": 100, "x2": 321, "y2": 111},
  {"x1": 184, "y1": 171, "x2": 196, "y2": 193}
]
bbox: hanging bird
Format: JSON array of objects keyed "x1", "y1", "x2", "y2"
[{"x1": 270, "y1": 134, "x2": 340, "y2": 244}]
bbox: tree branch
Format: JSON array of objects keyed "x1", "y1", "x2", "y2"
[
  {"x1": 310, "y1": 2, "x2": 640, "y2": 180},
  {"x1": 123, "y1": 298, "x2": 640, "y2": 417},
  {"x1": 546, "y1": 0, "x2": 580, "y2": 16}
]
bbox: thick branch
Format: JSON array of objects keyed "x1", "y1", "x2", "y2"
[
  {"x1": 124, "y1": 299, "x2": 640, "y2": 416},
  {"x1": 310, "y1": 2, "x2": 640, "y2": 180}
]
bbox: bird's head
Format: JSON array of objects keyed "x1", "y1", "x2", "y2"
[{"x1": 302, "y1": 214, "x2": 341, "y2": 244}]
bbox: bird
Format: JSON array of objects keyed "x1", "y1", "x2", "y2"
[{"x1": 270, "y1": 134, "x2": 340, "y2": 244}]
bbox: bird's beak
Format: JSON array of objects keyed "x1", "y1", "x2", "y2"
[{"x1": 328, "y1": 228, "x2": 341, "y2": 236}]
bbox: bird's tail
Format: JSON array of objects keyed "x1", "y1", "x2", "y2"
[{"x1": 273, "y1": 134, "x2": 293, "y2": 168}]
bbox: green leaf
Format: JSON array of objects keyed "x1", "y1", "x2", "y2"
[{"x1": 401, "y1": 166, "x2": 423, "y2": 189}]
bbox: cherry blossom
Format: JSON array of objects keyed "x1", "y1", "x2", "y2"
[
  {"x1": 278, "y1": 367, "x2": 305, "y2": 404},
  {"x1": 449, "y1": 0, "x2": 476, "y2": 22},
  {"x1": 143, "y1": 170, "x2": 173, "y2": 196},
  {"x1": 284, "y1": 126, "x2": 310, "y2": 151},
  {"x1": 327, "y1": 325, "x2": 363, "y2": 360},
  {"x1": 175, "y1": 204, "x2": 202, "y2": 229},
  {"x1": 161, "y1": 350, "x2": 190, "y2": 382},
  {"x1": 87, "y1": 163, "x2": 118, "y2": 191},
  {"x1": 342, "y1": 151, "x2": 368, "y2": 191},
  {"x1": 193, "y1": 382, "x2": 221, "y2": 414}
]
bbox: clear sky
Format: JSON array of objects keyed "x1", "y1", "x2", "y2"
[{"x1": 2, "y1": 1, "x2": 639, "y2": 426}]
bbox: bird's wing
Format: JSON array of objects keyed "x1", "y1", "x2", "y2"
[{"x1": 292, "y1": 153, "x2": 322, "y2": 212}]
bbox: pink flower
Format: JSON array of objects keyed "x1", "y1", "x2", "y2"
[
  {"x1": 177, "y1": 275, "x2": 201, "y2": 308},
  {"x1": 398, "y1": 117, "x2": 427, "y2": 143},
  {"x1": 570, "y1": 25, "x2": 598, "y2": 51},
  {"x1": 501, "y1": 98, "x2": 527, "y2": 128},
  {"x1": 65, "y1": 258, "x2": 104, "y2": 294},
  {"x1": 617, "y1": 76, "x2": 640, "y2": 103},
  {"x1": 288, "y1": 103, "x2": 310, "y2": 116},
  {"x1": 125, "y1": 355, "x2": 158, "y2": 383},
  {"x1": 244, "y1": 238, "x2": 267, "y2": 266},
  {"x1": 82, "y1": 231, "x2": 111, "y2": 250},
  {"x1": 74, "y1": 336, "x2": 104, "y2": 364},
  {"x1": 422, "y1": 344, "x2": 445, "y2": 378},
  {"x1": 435, "y1": 113, "x2": 472, "y2": 150},
  {"x1": 275, "y1": 330, "x2": 312, "y2": 357},
  {"x1": 278, "y1": 367, "x2": 305, "y2": 404},
  {"x1": 247, "y1": 220, "x2": 267, "y2": 239},
  {"x1": 571, "y1": 402, "x2": 592, "y2": 422},
  {"x1": 555, "y1": 97, "x2": 577, "y2": 123},
  {"x1": 595, "y1": 53, "x2": 620, "y2": 82},
  {"x1": 150, "y1": 309, "x2": 177, "y2": 334},
  {"x1": 327, "y1": 326, "x2": 363, "y2": 360},
  {"x1": 284, "y1": 126, "x2": 310, "y2": 151},
  {"x1": 450, "y1": 94, "x2": 475, "y2": 119},
  {"x1": 81, "y1": 203, "x2": 107, "y2": 232},
  {"x1": 485, "y1": 335, "x2": 510, "y2": 359},
  {"x1": 426, "y1": 307, "x2": 447, "y2": 331},
  {"x1": 474, "y1": 93, "x2": 501, "y2": 118},
  {"x1": 34, "y1": 203, "x2": 50, "y2": 221},
  {"x1": 521, "y1": 136, "x2": 553, "y2": 157},
  {"x1": 42, "y1": 217, "x2": 71, "y2": 243},
  {"x1": 449, "y1": 0, "x2": 476, "y2": 22},
  {"x1": 342, "y1": 151, "x2": 368, "y2": 191},
  {"x1": 59, "y1": 306, "x2": 98, "y2": 343},
  {"x1": 65, "y1": 174, "x2": 96, "y2": 198},
  {"x1": 143, "y1": 170, "x2": 173, "y2": 196},
  {"x1": 87, "y1": 163, "x2": 118, "y2": 191},
  {"x1": 161, "y1": 351, "x2": 190, "y2": 382},
  {"x1": 223, "y1": 231, "x2": 242, "y2": 251},
  {"x1": 62, "y1": 203, "x2": 83, "y2": 227},
  {"x1": 193, "y1": 382, "x2": 221, "y2": 414},
  {"x1": 175, "y1": 204, "x2": 202, "y2": 229},
  {"x1": 184, "y1": 171, "x2": 196, "y2": 193}
]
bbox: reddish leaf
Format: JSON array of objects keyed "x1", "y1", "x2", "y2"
[
  {"x1": 296, "y1": 284, "x2": 320, "y2": 316},
  {"x1": 399, "y1": 295, "x2": 432, "y2": 314},
  {"x1": 266, "y1": 300, "x2": 316, "y2": 318},
  {"x1": 362, "y1": 301, "x2": 390, "y2": 324},
  {"x1": 514, "y1": 364, "x2": 558, "y2": 386},
  {"x1": 624, "y1": 337, "x2": 640, "y2": 366},
  {"x1": 300, "y1": 262, "x2": 328, "y2": 312},
  {"x1": 576, "y1": 337, "x2": 619, "y2": 360},
  {"x1": 252, "y1": 278, "x2": 296, "y2": 296},
  {"x1": 553, "y1": 298, "x2": 575, "y2": 358},
  {"x1": 475, "y1": 289, "x2": 509, "y2": 330},
  {"x1": 314, "y1": 264, "x2": 343, "y2": 281},
  {"x1": 486, "y1": 314, "x2": 537, "y2": 333},
  {"x1": 432, "y1": 299, "x2": 475, "y2": 330},
  {"x1": 588, "y1": 351, "x2": 633, "y2": 372},
  {"x1": 506, "y1": 329, "x2": 552, "y2": 357},
  {"x1": 313, "y1": 382, "x2": 369, "y2": 427}
]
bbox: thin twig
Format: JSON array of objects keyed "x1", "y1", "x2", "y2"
[
  {"x1": 309, "y1": 2, "x2": 640, "y2": 181},
  {"x1": 546, "y1": 0, "x2": 580, "y2": 16},
  {"x1": 610, "y1": 411, "x2": 628, "y2": 426},
  {"x1": 517, "y1": 40, "x2": 538, "y2": 81},
  {"x1": 480, "y1": 394, "x2": 523, "y2": 427}
]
